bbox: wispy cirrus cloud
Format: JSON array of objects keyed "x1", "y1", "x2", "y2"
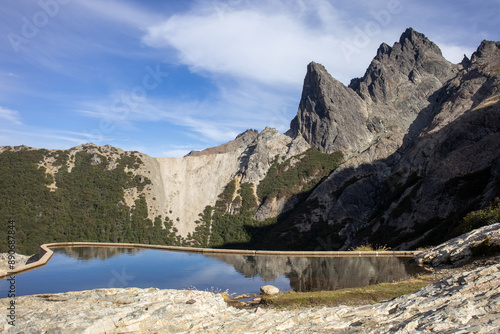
[
  {"x1": 78, "y1": 94, "x2": 241, "y2": 144},
  {"x1": 2, "y1": 0, "x2": 497, "y2": 158},
  {"x1": 0, "y1": 127, "x2": 109, "y2": 151},
  {"x1": 0, "y1": 106, "x2": 22, "y2": 125},
  {"x1": 142, "y1": 0, "x2": 364, "y2": 86}
]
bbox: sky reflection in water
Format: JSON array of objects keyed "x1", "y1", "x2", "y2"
[{"x1": 1, "y1": 247, "x2": 425, "y2": 297}]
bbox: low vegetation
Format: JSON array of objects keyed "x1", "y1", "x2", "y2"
[
  {"x1": 351, "y1": 244, "x2": 390, "y2": 252},
  {"x1": 260, "y1": 276, "x2": 433, "y2": 309},
  {"x1": 257, "y1": 148, "x2": 343, "y2": 201},
  {"x1": 458, "y1": 198, "x2": 500, "y2": 234}
]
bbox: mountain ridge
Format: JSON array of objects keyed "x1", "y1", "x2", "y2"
[
  {"x1": 1, "y1": 28, "x2": 499, "y2": 253},
  {"x1": 275, "y1": 35, "x2": 500, "y2": 250}
]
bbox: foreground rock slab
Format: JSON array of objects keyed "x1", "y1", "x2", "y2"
[
  {"x1": 2, "y1": 264, "x2": 499, "y2": 333},
  {"x1": 0, "y1": 253, "x2": 32, "y2": 277},
  {"x1": 415, "y1": 222, "x2": 500, "y2": 267}
]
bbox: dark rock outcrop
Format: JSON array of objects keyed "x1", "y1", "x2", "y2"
[
  {"x1": 289, "y1": 28, "x2": 458, "y2": 162},
  {"x1": 350, "y1": 28, "x2": 455, "y2": 105},
  {"x1": 289, "y1": 62, "x2": 371, "y2": 155},
  {"x1": 279, "y1": 30, "x2": 500, "y2": 250}
]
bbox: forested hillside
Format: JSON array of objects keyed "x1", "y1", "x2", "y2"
[
  {"x1": 0, "y1": 146, "x2": 179, "y2": 254},
  {"x1": 187, "y1": 148, "x2": 343, "y2": 249}
]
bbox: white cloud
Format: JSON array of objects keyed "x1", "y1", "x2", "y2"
[
  {"x1": 0, "y1": 106, "x2": 22, "y2": 125},
  {"x1": 56, "y1": 0, "x2": 500, "y2": 155},
  {"x1": 141, "y1": 0, "x2": 382, "y2": 86},
  {"x1": 75, "y1": 0, "x2": 161, "y2": 29}
]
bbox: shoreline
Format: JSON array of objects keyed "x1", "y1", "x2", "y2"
[
  {"x1": 0, "y1": 241, "x2": 416, "y2": 279},
  {"x1": 1, "y1": 223, "x2": 499, "y2": 333},
  {"x1": 1, "y1": 260, "x2": 498, "y2": 333}
]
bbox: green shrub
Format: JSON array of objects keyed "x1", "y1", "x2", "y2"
[
  {"x1": 257, "y1": 148, "x2": 343, "y2": 201},
  {"x1": 460, "y1": 198, "x2": 500, "y2": 233}
]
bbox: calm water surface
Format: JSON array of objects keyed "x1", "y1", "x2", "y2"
[{"x1": 1, "y1": 247, "x2": 426, "y2": 297}]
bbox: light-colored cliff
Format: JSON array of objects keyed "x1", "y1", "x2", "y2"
[
  {"x1": 147, "y1": 152, "x2": 246, "y2": 236},
  {"x1": 143, "y1": 128, "x2": 309, "y2": 236},
  {"x1": 8, "y1": 127, "x2": 309, "y2": 238}
]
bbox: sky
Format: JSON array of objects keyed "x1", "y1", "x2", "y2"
[{"x1": 0, "y1": 0, "x2": 499, "y2": 158}]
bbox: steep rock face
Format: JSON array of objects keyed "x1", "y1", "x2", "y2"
[
  {"x1": 366, "y1": 40, "x2": 500, "y2": 249},
  {"x1": 290, "y1": 28, "x2": 457, "y2": 166},
  {"x1": 149, "y1": 153, "x2": 245, "y2": 236},
  {"x1": 289, "y1": 62, "x2": 371, "y2": 155},
  {"x1": 148, "y1": 128, "x2": 309, "y2": 236},
  {"x1": 133, "y1": 128, "x2": 305, "y2": 236},
  {"x1": 114, "y1": 128, "x2": 309, "y2": 236},
  {"x1": 280, "y1": 34, "x2": 500, "y2": 250},
  {"x1": 350, "y1": 28, "x2": 455, "y2": 106},
  {"x1": 239, "y1": 127, "x2": 310, "y2": 184}
]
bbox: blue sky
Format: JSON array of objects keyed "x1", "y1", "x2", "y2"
[{"x1": 1, "y1": 0, "x2": 499, "y2": 157}]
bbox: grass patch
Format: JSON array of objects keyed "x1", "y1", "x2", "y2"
[
  {"x1": 351, "y1": 244, "x2": 390, "y2": 252},
  {"x1": 261, "y1": 276, "x2": 433, "y2": 309}
]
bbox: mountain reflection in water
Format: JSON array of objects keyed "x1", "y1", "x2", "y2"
[
  {"x1": 32, "y1": 247, "x2": 426, "y2": 294},
  {"x1": 208, "y1": 255, "x2": 424, "y2": 292},
  {"x1": 206, "y1": 255, "x2": 424, "y2": 291},
  {"x1": 54, "y1": 246, "x2": 142, "y2": 261}
]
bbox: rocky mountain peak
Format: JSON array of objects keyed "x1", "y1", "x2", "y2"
[
  {"x1": 398, "y1": 27, "x2": 442, "y2": 55},
  {"x1": 373, "y1": 28, "x2": 440, "y2": 62},
  {"x1": 375, "y1": 42, "x2": 391, "y2": 59},
  {"x1": 280, "y1": 34, "x2": 500, "y2": 251},
  {"x1": 470, "y1": 40, "x2": 500, "y2": 71},
  {"x1": 350, "y1": 28, "x2": 454, "y2": 104},
  {"x1": 290, "y1": 28, "x2": 457, "y2": 159},
  {"x1": 288, "y1": 61, "x2": 371, "y2": 155}
]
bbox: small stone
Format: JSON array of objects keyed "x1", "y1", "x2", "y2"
[
  {"x1": 260, "y1": 285, "x2": 279, "y2": 295},
  {"x1": 186, "y1": 299, "x2": 196, "y2": 305}
]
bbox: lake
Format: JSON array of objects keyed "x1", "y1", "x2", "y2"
[{"x1": 1, "y1": 247, "x2": 426, "y2": 297}]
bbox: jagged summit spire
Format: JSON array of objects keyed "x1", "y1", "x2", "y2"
[
  {"x1": 290, "y1": 28, "x2": 457, "y2": 156},
  {"x1": 348, "y1": 28, "x2": 453, "y2": 104},
  {"x1": 399, "y1": 27, "x2": 423, "y2": 44}
]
